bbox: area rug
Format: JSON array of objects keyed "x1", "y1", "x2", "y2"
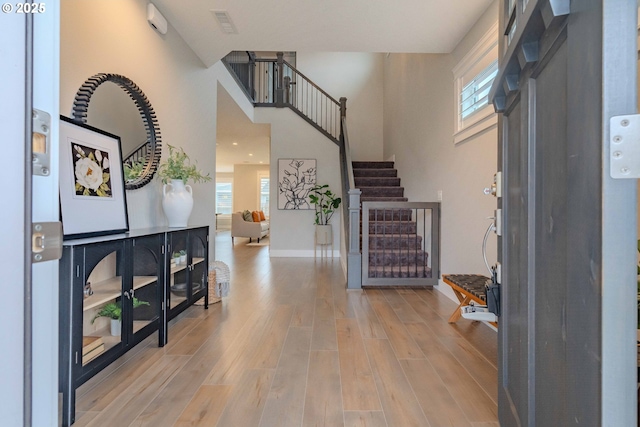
[{"x1": 246, "y1": 236, "x2": 269, "y2": 247}]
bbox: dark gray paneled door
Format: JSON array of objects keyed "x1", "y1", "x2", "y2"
[{"x1": 491, "y1": 1, "x2": 637, "y2": 426}]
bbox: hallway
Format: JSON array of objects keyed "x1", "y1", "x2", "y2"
[{"x1": 73, "y1": 231, "x2": 498, "y2": 426}]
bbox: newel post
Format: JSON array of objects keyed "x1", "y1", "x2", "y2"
[
  {"x1": 275, "y1": 52, "x2": 285, "y2": 107},
  {"x1": 347, "y1": 188, "x2": 362, "y2": 289}
]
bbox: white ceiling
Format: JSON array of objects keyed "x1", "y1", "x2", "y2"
[
  {"x1": 157, "y1": 0, "x2": 494, "y2": 172},
  {"x1": 152, "y1": 0, "x2": 494, "y2": 68}
]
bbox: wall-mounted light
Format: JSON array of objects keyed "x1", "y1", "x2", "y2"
[{"x1": 147, "y1": 3, "x2": 168, "y2": 35}]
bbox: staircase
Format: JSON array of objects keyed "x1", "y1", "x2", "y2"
[
  {"x1": 353, "y1": 161, "x2": 433, "y2": 282},
  {"x1": 222, "y1": 51, "x2": 440, "y2": 288}
]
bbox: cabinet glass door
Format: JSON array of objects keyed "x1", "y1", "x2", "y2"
[
  {"x1": 190, "y1": 230, "x2": 207, "y2": 303},
  {"x1": 81, "y1": 243, "x2": 125, "y2": 367},
  {"x1": 168, "y1": 231, "x2": 189, "y2": 315},
  {"x1": 131, "y1": 236, "x2": 161, "y2": 342}
]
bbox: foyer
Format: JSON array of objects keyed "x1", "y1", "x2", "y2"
[{"x1": 72, "y1": 231, "x2": 498, "y2": 426}]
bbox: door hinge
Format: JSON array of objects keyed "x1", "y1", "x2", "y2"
[
  {"x1": 32, "y1": 221, "x2": 62, "y2": 263},
  {"x1": 610, "y1": 114, "x2": 640, "y2": 178}
]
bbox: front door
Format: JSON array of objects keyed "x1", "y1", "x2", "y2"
[
  {"x1": 491, "y1": 1, "x2": 637, "y2": 425},
  {"x1": 0, "y1": 8, "x2": 61, "y2": 426}
]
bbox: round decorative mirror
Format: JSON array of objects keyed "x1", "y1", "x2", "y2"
[{"x1": 71, "y1": 73, "x2": 162, "y2": 190}]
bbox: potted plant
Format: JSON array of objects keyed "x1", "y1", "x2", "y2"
[
  {"x1": 91, "y1": 298, "x2": 150, "y2": 336},
  {"x1": 309, "y1": 184, "x2": 341, "y2": 245},
  {"x1": 172, "y1": 251, "x2": 181, "y2": 265},
  {"x1": 158, "y1": 145, "x2": 211, "y2": 227},
  {"x1": 179, "y1": 249, "x2": 187, "y2": 265}
]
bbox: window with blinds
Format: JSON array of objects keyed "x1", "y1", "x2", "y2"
[
  {"x1": 452, "y1": 22, "x2": 499, "y2": 144},
  {"x1": 259, "y1": 175, "x2": 270, "y2": 217},
  {"x1": 216, "y1": 181, "x2": 232, "y2": 214},
  {"x1": 460, "y1": 59, "x2": 498, "y2": 120}
]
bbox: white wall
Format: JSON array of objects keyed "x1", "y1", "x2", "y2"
[
  {"x1": 255, "y1": 107, "x2": 342, "y2": 257},
  {"x1": 296, "y1": 52, "x2": 385, "y2": 161},
  {"x1": 232, "y1": 164, "x2": 270, "y2": 212},
  {"x1": 60, "y1": 0, "x2": 217, "y2": 258},
  {"x1": 383, "y1": 1, "x2": 499, "y2": 301}
]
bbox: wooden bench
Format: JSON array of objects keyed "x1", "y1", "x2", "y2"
[{"x1": 442, "y1": 274, "x2": 497, "y2": 327}]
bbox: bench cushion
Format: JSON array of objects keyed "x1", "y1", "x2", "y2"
[{"x1": 443, "y1": 274, "x2": 490, "y2": 301}]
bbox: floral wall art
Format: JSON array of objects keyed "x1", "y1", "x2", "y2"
[
  {"x1": 59, "y1": 116, "x2": 129, "y2": 239},
  {"x1": 72, "y1": 142, "x2": 112, "y2": 198},
  {"x1": 278, "y1": 159, "x2": 317, "y2": 210}
]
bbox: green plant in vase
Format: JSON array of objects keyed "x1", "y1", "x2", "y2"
[
  {"x1": 309, "y1": 184, "x2": 341, "y2": 246},
  {"x1": 158, "y1": 145, "x2": 211, "y2": 228},
  {"x1": 308, "y1": 184, "x2": 342, "y2": 225},
  {"x1": 91, "y1": 298, "x2": 150, "y2": 323},
  {"x1": 157, "y1": 145, "x2": 211, "y2": 184}
]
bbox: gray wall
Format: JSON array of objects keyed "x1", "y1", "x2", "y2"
[
  {"x1": 296, "y1": 52, "x2": 385, "y2": 161},
  {"x1": 383, "y1": 1, "x2": 499, "y2": 300}
]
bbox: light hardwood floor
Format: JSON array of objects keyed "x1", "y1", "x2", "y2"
[{"x1": 73, "y1": 231, "x2": 498, "y2": 427}]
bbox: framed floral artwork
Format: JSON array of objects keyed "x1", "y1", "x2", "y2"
[
  {"x1": 59, "y1": 116, "x2": 129, "y2": 239},
  {"x1": 278, "y1": 159, "x2": 316, "y2": 210}
]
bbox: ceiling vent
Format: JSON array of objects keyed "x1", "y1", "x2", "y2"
[{"x1": 212, "y1": 10, "x2": 238, "y2": 34}]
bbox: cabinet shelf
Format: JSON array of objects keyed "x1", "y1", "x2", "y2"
[
  {"x1": 60, "y1": 226, "x2": 209, "y2": 427},
  {"x1": 169, "y1": 257, "x2": 205, "y2": 275},
  {"x1": 83, "y1": 276, "x2": 157, "y2": 311}
]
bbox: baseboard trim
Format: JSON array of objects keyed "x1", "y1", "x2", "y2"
[{"x1": 270, "y1": 249, "x2": 340, "y2": 258}]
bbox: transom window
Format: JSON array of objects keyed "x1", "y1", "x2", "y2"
[
  {"x1": 453, "y1": 21, "x2": 499, "y2": 144},
  {"x1": 460, "y1": 59, "x2": 498, "y2": 120}
]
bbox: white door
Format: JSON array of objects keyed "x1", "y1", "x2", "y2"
[{"x1": 0, "y1": 6, "x2": 60, "y2": 426}]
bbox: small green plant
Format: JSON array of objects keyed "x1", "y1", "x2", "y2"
[
  {"x1": 308, "y1": 184, "x2": 342, "y2": 225},
  {"x1": 123, "y1": 159, "x2": 146, "y2": 182},
  {"x1": 179, "y1": 250, "x2": 187, "y2": 256},
  {"x1": 172, "y1": 252, "x2": 181, "y2": 259},
  {"x1": 158, "y1": 145, "x2": 211, "y2": 184},
  {"x1": 91, "y1": 298, "x2": 150, "y2": 323}
]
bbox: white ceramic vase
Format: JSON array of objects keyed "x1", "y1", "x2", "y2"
[
  {"x1": 162, "y1": 179, "x2": 193, "y2": 227},
  {"x1": 110, "y1": 319, "x2": 121, "y2": 336}
]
